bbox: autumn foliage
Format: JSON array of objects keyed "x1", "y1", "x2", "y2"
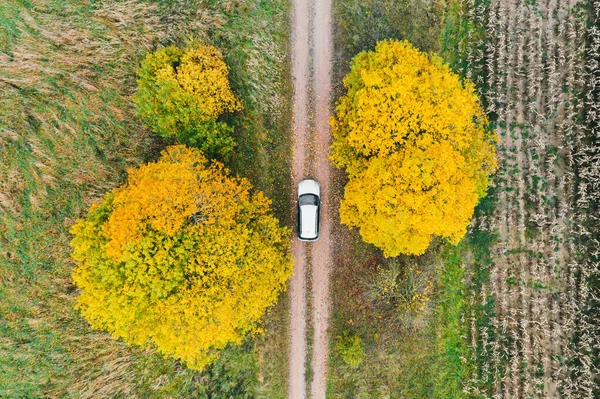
[
  {"x1": 133, "y1": 45, "x2": 242, "y2": 156},
  {"x1": 331, "y1": 40, "x2": 497, "y2": 256},
  {"x1": 70, "y1": 145, "x2": 292, "y2": 370}
]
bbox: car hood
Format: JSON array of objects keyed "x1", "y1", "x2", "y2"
[{"x1": 298, "y1": 179, "x2": 320, "y2": 198}]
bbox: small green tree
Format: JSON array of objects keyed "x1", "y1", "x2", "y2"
[
  {"x1": 133, "y1": 45, "x2": 242, "y2": 157},
  {"x1": 336, "y1": 333, "x2": 365, "y2": 369}
]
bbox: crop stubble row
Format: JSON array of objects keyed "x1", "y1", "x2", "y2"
[{"x1": 455, "y1": 0, "x2": 600, "y2": 396}]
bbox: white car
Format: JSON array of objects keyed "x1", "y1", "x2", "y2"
[{"x1": 297, "y1": 179, "x2": 320, "y2": 241}]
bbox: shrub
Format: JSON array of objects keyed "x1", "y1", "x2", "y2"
[
  {"x1": 367, "y1": 258, "x2": 433, "y2": 329},
  {"x1": 336, "y1": 333, "x2": 365, "y2": 369},
  {"x1": 196, "y1": 342, "x2": 257, "y2": 399},
  {"x1": 70, "y1": 145, "x2": 292, "y2": 370},
  {"x1": 330, "y1": 40, "x2": 498, "y2": 256},
  {"x1": 133, "y1": 45, "x2": 242, "y2": 157}
]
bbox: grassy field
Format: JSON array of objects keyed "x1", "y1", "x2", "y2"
[
  {"x1": 330, "y1": 0, "x2": 600, "y2": 396},
  {"x1": 0, "y1": 0, "x2": 291, "y2": 397},
  {"x1": 327, "y1": 0, "x2": 497, "y2": 396},
  {"x1": 332, "y1": 0, "x2": 443, "y2": 90},
  {"x1": 326, "y1": 221, "x2": 491, "y2": 397}
]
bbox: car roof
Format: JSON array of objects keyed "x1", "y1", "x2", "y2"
[{"x1": 299, "y1": 204, "x2": 318, "y2": 239}]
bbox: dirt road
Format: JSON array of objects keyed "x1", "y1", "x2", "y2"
[{"x1": 288, "y1": 0, "x2": 333, "y2": 396}]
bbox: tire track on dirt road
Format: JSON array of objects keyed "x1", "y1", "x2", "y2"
[
  {"x1": 309, "y1": 0, "x2": 333, "y2": 396},
  {"x1": 288, "y1": 0, "x2": 310, "y2": 395},
  {"x1": 288, "y1": 0, "x2": 333, "y2": 396}
]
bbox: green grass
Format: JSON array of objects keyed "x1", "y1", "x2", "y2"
[
  {"x1": 0, "y1": 0, "x2": 291, "y2": 397},
  {"x1": 325, "y1": 232, "x2": 487, "y2": 398},
  {"x1": 438, "y1": 0, "x2": 487, "y2": 74},
  {"x1": 438, "y1": 0, "x2": 503, "y2": 393},
  {"x1": 333, "y1": 0, "x2": 443, "y2": 85},
  {"x1": 434, "y1": 0, "x2": 502, "y2": 389},
  {"x1": 207, "y1": 0, "x2": 293, "y2": 221},
  {"x1": 430, "y1": 246, "x2": 476, "y2": 398}
]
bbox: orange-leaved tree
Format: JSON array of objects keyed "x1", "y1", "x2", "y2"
[
  {"x1": 70, "y1": 145, "x2": 291, "y2": 370},
  {"x1": 133, "y1": 45, "x2": 242, "y2": 157},
  {"x1": 330, "y1": 40, "x2": 497, "y2": 256}
]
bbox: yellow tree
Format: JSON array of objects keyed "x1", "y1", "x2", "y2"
[
  {"x1": 331, "y1": 40, "x2": 497, "y2": 256},
  {"x1": 70, "y1": 145, "x2": 291, "y2": 370},
  {"x1": 133, "y1": 45, "x2": 242, "y2": 157}
]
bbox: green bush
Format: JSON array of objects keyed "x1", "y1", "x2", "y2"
[
  {"x1": 336, "y1": 333, "x2": 365, "y2": 369},
  {"x1": 133, "y1": 44, "x2": 242, "y2": 157}
]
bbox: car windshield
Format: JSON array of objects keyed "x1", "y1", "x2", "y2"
[{"x1": 299, "y1": 194, "x2": 318, "y2": 206}]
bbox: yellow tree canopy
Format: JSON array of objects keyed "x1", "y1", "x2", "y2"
[
  {"x1": 133, "y1": 45, "x2": 242, "y2": 156},
  {"x1": 70, "y1": 145, "x2": 292, "y2": 370},
  {"x1": 331, "y1": 40, "x2": 497, "y2": 256}
]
